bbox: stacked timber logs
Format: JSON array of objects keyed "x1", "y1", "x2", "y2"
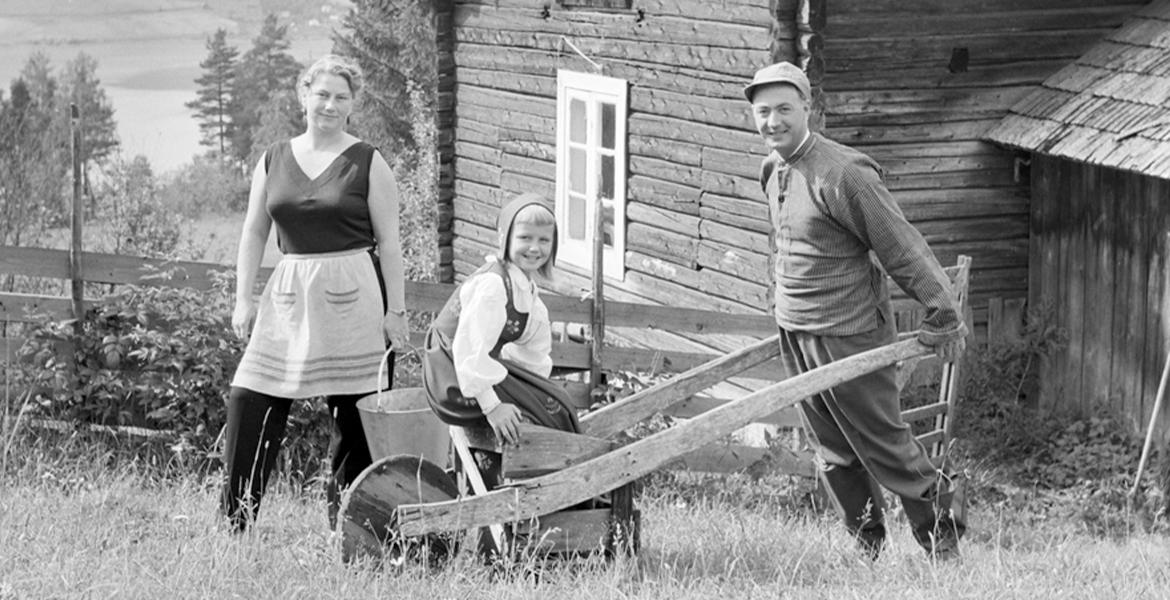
[
  {"x1": 446, "y1": 0, "x2": 790, "y2": 318},
  {"x1": 439, "y1": 0, "x2": 1130, "y2": 336},
  {"x1": 795, "y1": 0, "x2": 826, "y2": 131},
  {"x1": 818, "y1": 0, "x2": 1138, "y2": 326},
  {"x1": 435, "y1": 0, "x2": 457, "y2": 282}
]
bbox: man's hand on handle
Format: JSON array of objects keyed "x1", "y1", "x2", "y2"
[{"x1": 925, "y1": 336, "x2": 966, "y2": 363}]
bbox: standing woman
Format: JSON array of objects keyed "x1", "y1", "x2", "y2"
[{"x1": 223, "y1": 54, "x2": 410, "y2": 531}]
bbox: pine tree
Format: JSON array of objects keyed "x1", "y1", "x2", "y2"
[
  {"x1": 230, "y1": 14, "x2": 303, "y2": 164},
  {"x1": 186, "y1": 29, "x2": 238, "y2": 157},
  {"x1": 63, "y1": 53, "x2": 119, "y2": 165},
  {"x1": 9, "y1": 54, "x2": 70, "y2": 234},
  {"x1": 63, "y1": 53, "x2": 121, "y2": 208},
  {"x1": 0, "y1": 78, "x2": 59, "y2": 246},
  {"x1": 0, "y1": 52, "x2": 112, "y2": 245},
  {"x1": 245, "y1": 88, "x2": 303, "y2": 168},
  {"x1": 333, "y1": 0, "x2": 437, "y2": 166}
]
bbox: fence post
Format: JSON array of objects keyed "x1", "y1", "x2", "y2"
[
  {"x1": 69, "y1": 103, "x2": 84, "y2": 335},
  {"x1": 590, "y1": 193, "x2": 605, "y2": 400}
]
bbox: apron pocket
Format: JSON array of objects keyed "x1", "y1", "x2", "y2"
[
  {"x1": 271, "y1": 290, "x2": 298, "y2": 323},
  {"x1": 325, "y1": 287, "x2": 361, "y2": 315}
]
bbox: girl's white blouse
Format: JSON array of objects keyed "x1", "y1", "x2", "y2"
[{"x1": 451, "y1": 256, "x2": 553, "y2": 414}]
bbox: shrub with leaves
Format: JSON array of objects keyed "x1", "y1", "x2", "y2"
[
  {"x1": 951, "y1": 305, "x2": 1160, "y2": 514},
  {"x1": 16, "y1": 268, "x2": 240, "y2": 449},
  {"x1": 953, "y1": 303, "x2": 1067, "y2": 461},
  {"x1": 159, "y1": 155, "x2": 251, "y2": 217},
  {"x1": 1021, "y1": 416, "x2": 1142, "y2": 489},
  {"x1": 90, "y1": 155, "x2": 197, "y2": 259},
  {"x1": 393, "y1": 85, "x2": 440, "y2": 284},
  {"x1": 13, "y1": 267, "x2": 333, "y2": 478}
]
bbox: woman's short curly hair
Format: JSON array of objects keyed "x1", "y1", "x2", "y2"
[{"x1": 297, "y1": 54, "x2": 364, "y2": 95}]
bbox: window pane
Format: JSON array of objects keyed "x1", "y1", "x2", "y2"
[
  {"x1": 568, "y1": 194, "x2": 586, "y2": 241},
  {"x1": 600, "y1": 154, "x2": 614, "y2": 200},
  {"x1": 569, "y1": 147, "x2": 586, "y2": 195},
  {"x1": 600, "y1": 102, "x2": 615, "y2": 150},
  {"x1": 570, "y1": 98, "x2": 586, "y2": 144},
  {"x1": 602, "y1": 201, "x2": 614, "y2": 248}
]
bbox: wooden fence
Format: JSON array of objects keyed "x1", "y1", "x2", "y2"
[{"x1": 1, "y1": 245, "x2": 990, "y2": 477}]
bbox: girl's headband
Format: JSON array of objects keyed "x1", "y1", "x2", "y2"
[{"x1": 496, "y1": 192, "x2": 555, "y2": 237}]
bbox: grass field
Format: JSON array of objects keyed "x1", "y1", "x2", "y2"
[
  {"x1": 13, "y1": 213, "x2": 1170, "y2": 597},
  {"x1": 38, "y1": 210, "x2": 279, "y2": 269},
  {"x1": 186, "y1": 212, "x2": 281, "y2": 268},
  {"x1": 1, "y1": 430, "x2": 1167, "y2": 599}
]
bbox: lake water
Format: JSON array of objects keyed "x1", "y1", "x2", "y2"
[{"x1": 0, "y1": 4, "x2": 333, "y2": 175}]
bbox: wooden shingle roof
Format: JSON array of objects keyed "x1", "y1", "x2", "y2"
[{"x1": 986, "y1": 1, "x2": 1170, "y2": 179}]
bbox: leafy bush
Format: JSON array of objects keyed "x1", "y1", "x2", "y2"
[
  {"x1": 951, "y1": 306, "x2": 1157, "y2": 502},
  {"x1": 16, "y1": 268, "x2": 240, "y2": 445},
  {"x1": 89, "y1": 155, "x2": 200, "y2": 259},
  {"x1": 159, "y1": 155, "x2": 251, "y2": 217},
  {"x1": 953, "y1": 304, "x2": 1067, "y2": 462},
  {"x1": 1021, "y1": 416, "x2": 1142, "y2": 488},
  {"x1": 13, "y1": 267, "x2": 333, "y2": 479},
  {"x1": 393, "y1": 84, "x2": 439, "y2": 284},
  {"x1": 595, "y1": 368, "x2": 671, "y2": 410}
]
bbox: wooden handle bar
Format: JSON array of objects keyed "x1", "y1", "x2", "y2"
[
  {"x1": 397, "y1": 338, "x2": 931, "y2": 537},
  {"x1": 580, "y1": 334, "x2": 783, "y2": 440}
]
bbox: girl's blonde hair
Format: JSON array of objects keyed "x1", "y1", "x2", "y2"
[
  {"x1": 500, "y1": 202, "x2": 558, "y2": 279},
  {"x1": 297, "y1": 54, "x2": 364, "y2": 96}
]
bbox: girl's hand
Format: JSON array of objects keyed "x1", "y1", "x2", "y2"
[
  {"x1": 382, "y1": 311, "x2": 410, "y2": 351},
  {"x1": 232, "y1": 299, "x2": 257, "y2": 342},
  {"x1": 486, "y1": 403, "x2": 522, "y2": 446}
]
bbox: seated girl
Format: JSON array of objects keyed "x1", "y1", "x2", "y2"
[{"x1": 423, "y1": 193, "x2": 579, "y2": 489}]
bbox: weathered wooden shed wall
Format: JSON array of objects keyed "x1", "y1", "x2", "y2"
[
  {"x1": 821, "y1": 0, "x2": 1145, "y2": 334},
  {"x1": 1030, "y1": 154, "x2": 1170, "y2": 427},
  {"x1": 437, "y1": 0, "x2": 795, "y2": 317},
  {"x1": 984, "y1": 0, "x2": 1170, "y2": 431}
]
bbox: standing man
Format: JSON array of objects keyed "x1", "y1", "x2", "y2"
[{"x1": 745, "y1": 62, "x2": 968, "y2": 560}]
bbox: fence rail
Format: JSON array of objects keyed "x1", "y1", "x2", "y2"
[
  {"x1": 1, "y1": 245, "x2": 980, "y2": 477},
  {"x1": 0, "y1": 246, "x2": 779, "y2": 367}
]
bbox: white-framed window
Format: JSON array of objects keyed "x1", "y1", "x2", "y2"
[{"x1": 555, "y1": 70, "x2": 627, "y2": 280}]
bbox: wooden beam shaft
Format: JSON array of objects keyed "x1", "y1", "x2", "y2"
[
  {"x1": 581, "y1": 334, "x2": 782, "y2": 439},
  {"x1": 397, "y1": 338, "x2": 931, "y2": 537}
]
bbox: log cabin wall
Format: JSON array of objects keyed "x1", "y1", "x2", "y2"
[
  {"x1": 1032, "y1": 154, "x2": 1170, "y2": 426},
  {"x1": 441, "y1": 0, "x2": 795, "y2": 319},
  {"x1": 436, "y1": 0, "x2": 457, "y2": 283},
  {"x1": 821, "y1": 0, "x2": 1144, "y2": 337},
  {"x1": 438, "y1": 0, "x2": 1145, "y2": 340}
]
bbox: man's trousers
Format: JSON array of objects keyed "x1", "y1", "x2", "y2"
[{"x1": 778, "y1": 314, "x2": 965, "y2": 557}]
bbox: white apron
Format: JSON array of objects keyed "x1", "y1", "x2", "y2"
[{"x1": 232, "y1": 248, "x2": 387, "y2": 398}]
